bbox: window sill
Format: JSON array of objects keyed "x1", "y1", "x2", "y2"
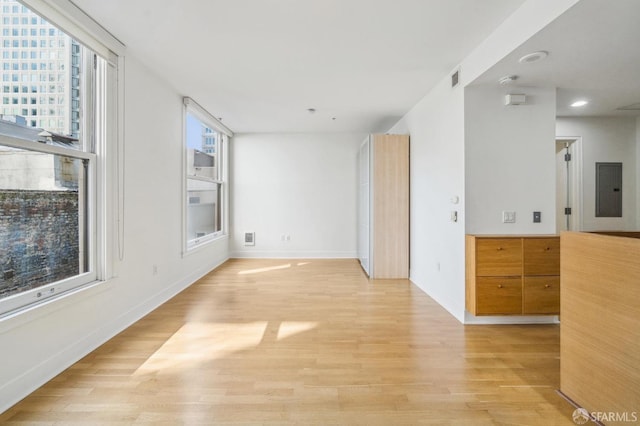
[
  {"x1": 0, "y1": 279, "x2": 113, "y2": 334},
  {"x1": 183, "y1": 233, "x2": 229, "y2": 258}
]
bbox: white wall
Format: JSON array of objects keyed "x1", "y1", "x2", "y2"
[
  {"x1": 556, "y1": 116, "x2": 638, "y2": 231},
  {"x1": 388, "y1": 0, "x2": 579, "y2": 324},
  {"x1": 230, "y1": 133, "x2": 363, "y2": 258},
  {"x1": 0, "y1": 56, "x2": 229, "y2": 413},
  {"x1": 389, "y1": 76, "x2": 466, "y2": 322},
  {"x1": 637, "y1": 116, "x2": 640, "y2": 226},
  {"x1": 465, "y1": 86, "x2": 557, "y2": 234}
]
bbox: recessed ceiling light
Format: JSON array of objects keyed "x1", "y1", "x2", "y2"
[
  {"x1": 307, "y1": 108, "x2": 316, "y2": 114},
  {"x1": 519, "y1": 51, "x2": 548, "y2": 64},
  {"x1": 571, "y1": 100, "x2": 588, "y2": 107},
  {"x1": 498, "y1": 75, "x2": 518, "y2": 85}
]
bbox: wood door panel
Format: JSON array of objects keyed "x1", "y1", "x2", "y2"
[
  {"x1": 561, "y1": 232, "x2": 640, "y2": 421},
  {"x1": 371, "y1": 134, "x2": 409, "y2": 278}
]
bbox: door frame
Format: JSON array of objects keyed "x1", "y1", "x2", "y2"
[{"x1": 556, "y1": 136, "x2": 583, "y2": 232}]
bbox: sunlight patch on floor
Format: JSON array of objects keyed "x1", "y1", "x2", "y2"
[
  {"x1": 133, "y1": 322, "x2": 268, "y2": 375},
  {"x1": 276, "y1": 321, "x2": 318, "y2": 341},
  {"x1": 237, "y1": 263, "x2": 291, "y2": 275}
]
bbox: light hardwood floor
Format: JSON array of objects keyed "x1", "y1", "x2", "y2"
[{"x1": 0, "y1": 259, "x2": 576, "y2": 425}]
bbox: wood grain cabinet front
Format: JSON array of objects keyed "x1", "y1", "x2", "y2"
[
  {"x1": 523, "y1": 238, "x2": 560, "y2": 276},
  {"x1": 523, "y1": 276, "x2": 560, "y2": 314},
  {"x1": 466, "y1": 235, "x2": 560, "y2": 316},
  {"x1": 476, "y1": 238, "x2": 522, "y2": 276},
  {"x1": 476, "y1": 277, "x2": 522, "y2": 315},
  {"x1": 357, "y1": 134, "x2": 409, "y2": 279}
]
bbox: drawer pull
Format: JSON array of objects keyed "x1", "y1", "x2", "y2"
[
  {"x1": 545, "y1": 284, "x2": 551, "y2": 288},
  {"x1": 545, "y1": 247, "x2": 551, "y2": 251},
  {"x1": 497, "y1": 247, "x2": 503, "y2": 251},
  {"x1": 497, "y1": 284, "x2": 503, "y2": 288}
]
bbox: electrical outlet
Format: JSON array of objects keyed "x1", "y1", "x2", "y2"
[
  {"x1": 533, "y1": 211, "x2": 541, "y2": 223},
  {"x1": 502, "y1": 211, "x2": 516, "y2": 223}
]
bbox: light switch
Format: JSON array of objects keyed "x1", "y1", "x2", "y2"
[{"x1": 502, "y1": 211, "x2": 516, "y2": 223}]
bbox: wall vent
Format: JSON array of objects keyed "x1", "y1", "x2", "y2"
[
  {"x1": 244, "y1": 232, "x2": 255, "y2": 246},
  {"x1": 451, "y1": 69, "x2": 460, "y2": 88}
]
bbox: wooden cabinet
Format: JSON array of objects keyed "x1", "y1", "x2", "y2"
[
  {"x1": 357, "y1": 134, "x2": 409, "y2": 279},
  {"x1": 476, "y1": 276, "x2": 522, "y2": 315},
  {"x1": 466, "y1": 235, "x2": 560, "y2": 315},
  {"x1": 476, "y1": 238, "x2": 522, "y2": 276},
  {"x1": 560, "y1": 232, "x2": 640, "y2": 422},
  {"x1": 523, "y1": 276, "x2": 560, "y2": 314},
  {"x1": 523, "y1": 238, "x2": 560, "y2": 275}
]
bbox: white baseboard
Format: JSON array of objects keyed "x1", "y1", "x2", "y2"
[
  {"x1": 408, "y1": 275, "x2": 466, "y2": 324},
  {"x1": 231, "y1": 250, "x2": 357, "y2": 259},
  {"x1": 408, "y1": 275, "x2": 559, "y2": 325},
  {"x1": 463, "y1": 312, "x2": 559, "y2": 325},
  {"x1": 0, "y1": 256, "x2": 228, "y2": 415}
]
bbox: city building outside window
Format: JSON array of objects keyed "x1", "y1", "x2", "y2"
[
  {"x1": 183, "y1": 98, "x2": 231, "y2": 251},
  {"x1": 0, "y1": 0, "x2": 118, "y2": 316}
]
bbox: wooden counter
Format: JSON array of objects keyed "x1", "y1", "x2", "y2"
[{"x1": 560, "y1": 231, "x2": 640, "y2": 424}]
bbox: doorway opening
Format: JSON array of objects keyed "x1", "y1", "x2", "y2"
[{"x1": 555, "y1": 137, "x2": 583, "y2": 232}]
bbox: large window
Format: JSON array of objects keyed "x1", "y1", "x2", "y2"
[
  {"x1": 183, "y1": 98, "x2": 231, "y2": 251},
  {"x1": 0, "y1": 0, "x2": 119, "y2": 316}
]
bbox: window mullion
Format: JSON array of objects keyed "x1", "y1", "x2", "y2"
[{"x1": 0, "y1": 134, "x2": 94, "y2": 160}]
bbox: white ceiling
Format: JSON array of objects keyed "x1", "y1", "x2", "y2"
[
  {"x1": 71, "y1": 0, "x2": 526, "y2": 133},
  {"x1": 470, "y1": 0, "x2": 640, "y2": 118}
]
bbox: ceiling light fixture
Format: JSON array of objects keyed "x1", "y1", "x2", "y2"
[
  {"x1": 498, "y1": 75, "x2": 518, "y2": 85},
  {"x1": 571, "y1": 100, "x2": 588, "y2": 107},
  {"x1": 307, "y1": 108, "x2": 316, "y2": 114},
  {"x1": 519, "y1": 51, "x2": 548, "y2": 64}
]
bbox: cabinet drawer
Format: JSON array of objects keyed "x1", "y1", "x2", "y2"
[
  {"x1": 476, "y1": 277, "x2": 522, "y2": 315},
  {"x1": 523, "y1": 238, "x2": 560, "y2": 275},
  {"x1": 523, "y1": 276, "x2": 560, "y2": 314},
  {"x1": 476, "y1": 239, "x2": 522, "y2": 276}
]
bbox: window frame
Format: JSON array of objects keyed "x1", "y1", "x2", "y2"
[
  {"x1": 0, "y1": 0, "x2": 125, "y2": 319},
  {"x1": 0, "y1": 134, "x2": 97, "y2": 314},
  {"x1": 182, "y1": 97, "x2": 232, "y2": 254}
]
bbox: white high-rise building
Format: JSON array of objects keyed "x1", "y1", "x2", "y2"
[{"x1": 0, "y1": 0, "x2": 80, "y2": 137}]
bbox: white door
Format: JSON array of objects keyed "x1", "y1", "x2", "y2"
[
  {"x1": 357, "y1": 139, "x2": 370, "y2": 274},
  {"x1": 555, "y1": 138, "x2": 582, "y2": 232}
]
